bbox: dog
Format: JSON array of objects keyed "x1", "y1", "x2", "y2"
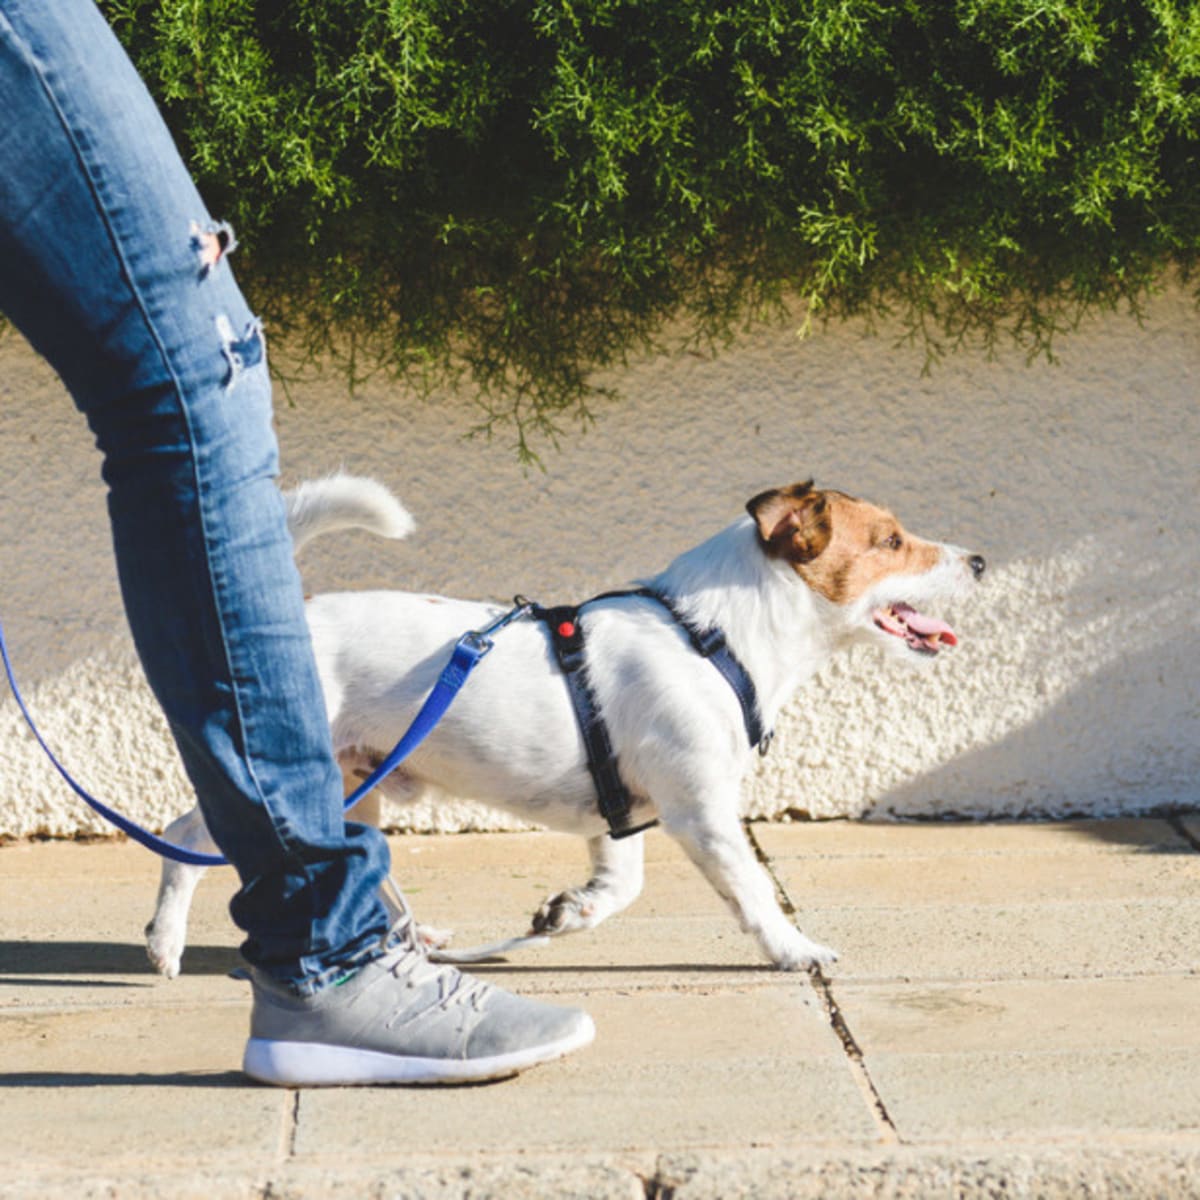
[{"x1": 146, "y1": 473, "x2": 984, "y2": 977}]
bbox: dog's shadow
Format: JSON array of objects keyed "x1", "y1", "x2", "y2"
[
  {"x1": 1, "y1": 938, "x2": 771, "y2": 988},
  {"x1": 0, "y1": 1068, "x2": 249, "y2": 1088},
  {"x1": 471, "y1": 960, "x2": 773, "y2": 977},
  {"x1": 0, "y1": 939, "x2": 241, "y2": 981}
]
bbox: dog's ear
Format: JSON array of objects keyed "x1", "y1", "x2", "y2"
[{"x1": 746, "y1": 481, "x2": 832, "y2": 564}]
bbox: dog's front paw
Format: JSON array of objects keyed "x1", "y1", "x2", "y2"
[
  {"x1": 145, "y1": 916, "x2": 185, "y2": 980},
  {"x1": 530, "y1": 887, "x2": 600, "y2": 936},
  {"x1": 773, "y1": 934, "x2": 839, "y2": 972}
]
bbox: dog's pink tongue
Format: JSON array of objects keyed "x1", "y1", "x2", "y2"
[{"x1": 893, "y1": 602, "x2": 958, "y2": 646}]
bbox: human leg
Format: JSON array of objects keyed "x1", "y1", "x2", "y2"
[
  {"x1": 0, "y1": 3, "x2": 593, "y2": 1083},
  {"x1": 0, "y1": 0, "x2": 398, "y2": 990}
]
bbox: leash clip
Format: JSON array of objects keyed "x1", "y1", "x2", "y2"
[
  {"x1": 458, "y1": 631, "x2": 494, "y2": 658},
  {"x1": 462, "y1": 595, "x2": 535, "y2": 658}
]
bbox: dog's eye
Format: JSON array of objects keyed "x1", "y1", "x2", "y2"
[{"x1": 883, "y1": 532, "x2": 903, "y2": 551}]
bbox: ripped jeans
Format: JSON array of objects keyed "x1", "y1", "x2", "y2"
[{"x1": 0, "y1": 0, "x2": 392, "y2": 991}]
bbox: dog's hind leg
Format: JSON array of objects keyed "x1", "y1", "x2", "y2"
[
  {"x1": 344, "y1": 781, "x2": 383, "y2": 834},
  {"x1": 663, "y1": 800, "x2": 838, "y2": 971},
  {"x1": 145, "y1": 806, "x2": 217, "y2": 979},
  {"x1": 530, "y1": 833, "x2": 645, "y2": 936},
  {"x1": 146, "y1": 776, "x2": 433, "y2": 980}
]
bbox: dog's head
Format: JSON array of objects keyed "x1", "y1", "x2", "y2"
[{"x1": 747, "y1": 481, "x2": 984, "y2": 661}]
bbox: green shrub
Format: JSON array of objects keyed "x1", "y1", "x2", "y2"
[{"x1": 102, "y1": 1, "x2": 1200, "y2": 453}]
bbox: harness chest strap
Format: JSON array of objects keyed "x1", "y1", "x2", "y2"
[
  {"x1": 534, "y1": 589, "x2": 770, "y2": 841},
  {"x1": 536, "y1": 604, "x2": 654, "y2": 840},
  {"x1": 633, "y1": 587, "x2": 770, "y2": 753}
]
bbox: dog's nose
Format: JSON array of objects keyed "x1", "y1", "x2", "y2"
[{"x1": 968, "y1": 554, "x2": 986, "y2": 580}]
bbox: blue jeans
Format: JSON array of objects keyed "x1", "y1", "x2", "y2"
[{"x1": 0, "y1": 0, "x2": 392, "y2": 992}]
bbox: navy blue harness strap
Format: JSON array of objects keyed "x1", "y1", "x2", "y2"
[
  {"x1": 632, "y1": 587, "x2": 770, "y2": 752},
  {"x1": 533, "y1": 588, "x2": 770, "y2": 841},
  {"x1": 535, "y1": 604, "x2": 657, "y2": 840},
  {"x1": 574, "y1": 587, "x2": 769, "y2": 751}
]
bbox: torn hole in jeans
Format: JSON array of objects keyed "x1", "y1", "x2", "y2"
[
  {"x1": 191, "y1": 220, "x2": 237, "y2": 277},
  {"x1": 215, "y1": 313, "x2": 264, "y2": 389}
]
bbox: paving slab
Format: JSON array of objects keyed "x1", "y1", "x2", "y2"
[
  {"x1": 838, "y1": 976, "x2": 1200, "y2": 1054},
  {"x1": 10, "y1": 1149, "x2": 1200, "y2": 1200},
  {"x1": 0, "y1": 840, "x2": 243, "y2": 1009},
  {"x1": 868, "y1": 1047, "x2": 1200, "y2": 1141},
  {"x1": 293, "y1": 986, "x2": 872, "y2": 1162},
  {"x1": 837, "y1": 977, "x2": 1200, "y2": 1142},
  {"x1": 651, "y1": 1147, "x2": 1200, "y2": 1199},
  {"x1": 759, "y1": 839, "x2": 1200, "y2": 907},
  {"x1": 0, "y1": 1001, "x2": 279, "y2": 1173},
  {"x1": 800, "y1": 899, "x2": 1200, "y2": 982},
  {"x1": 0, "y1": 1161, "x2": 647, "y2": 1200},
  {"x1": 757, "y1": 820, "x2": 1200, "y2": 982}
]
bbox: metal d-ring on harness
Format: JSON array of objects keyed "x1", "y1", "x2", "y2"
[{"x1": 0, "y1": 587, "x2": 768, "y2": 862}]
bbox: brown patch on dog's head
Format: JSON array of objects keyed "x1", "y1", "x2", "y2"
[
  {"x1": 746, "y1": 481, "x2": 832, "y2": 565},
  {"x1": 748, "y1": 483, "x2": 944, "y2": 604}
]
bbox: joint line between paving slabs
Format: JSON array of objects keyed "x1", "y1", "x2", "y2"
[
  {"x1": 275, "y1": 1090, "x2": 300, "y2": 1163},
  {"x1": 744, "y1": 820, "x2": 901, "y2": 1146}
]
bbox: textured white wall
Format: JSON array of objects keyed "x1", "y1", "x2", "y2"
[{"x1": 1, "y1": 281, "x2": 1197, "y2": 839}]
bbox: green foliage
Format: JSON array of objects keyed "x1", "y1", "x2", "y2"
[{"x1": 102, "y1": 1, "x2": 1200, "y2": 453}]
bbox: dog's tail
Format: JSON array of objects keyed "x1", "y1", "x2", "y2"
[{"x1": 284, "y1": 472, "x2": 415, "y2": 552}]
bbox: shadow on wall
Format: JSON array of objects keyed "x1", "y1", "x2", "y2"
[
  {"x1": 871, "y1": 628, "x2": 1200, "y2": 819},
  {"x1": 865, "y1": 529, "x2": 1200, "y2": 820}
]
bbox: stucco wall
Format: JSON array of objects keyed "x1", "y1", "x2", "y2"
[{"x1": 1, "y1": 283, "x2": 1197, "y2": 840}]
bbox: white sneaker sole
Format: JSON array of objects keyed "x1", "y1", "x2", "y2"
[{"x1": 242, "y1": 1013, "x2": 596, "y2": 1087}]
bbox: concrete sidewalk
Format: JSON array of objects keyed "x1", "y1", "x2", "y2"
[{"x1": 2, "y1": 818, "x2": 1199, "y2": 1198}]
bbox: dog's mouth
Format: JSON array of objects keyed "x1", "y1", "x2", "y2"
[{"x1": 872, "y1": 603, "x2": 958, "y2": 655}]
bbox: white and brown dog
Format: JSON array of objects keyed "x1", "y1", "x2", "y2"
[{"x1": 146, "y1": 474, "x2": 984, "y2": 977}]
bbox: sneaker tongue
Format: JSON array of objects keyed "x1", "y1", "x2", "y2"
[{"x1": 892, "y1": 602, "x2": 957, "y2": 644}]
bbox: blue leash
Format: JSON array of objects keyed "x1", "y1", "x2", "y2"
[{"x1": 0, "y1": 597, "x2": 533, "y2": 867}]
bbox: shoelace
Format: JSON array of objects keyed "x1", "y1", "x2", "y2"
[{"x1": 380, "y1": 914, "x2": 494, "y2": 1023}]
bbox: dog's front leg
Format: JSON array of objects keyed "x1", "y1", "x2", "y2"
[
  {"x1": 664, "y1": 804, "x2": 837, "y2": 971},
  {"x1": 145, "y1": 806, "x2": 217, "y2": 979},
  {"x1": 530, "y1": 833, "x2": 645, "y2": 937}
]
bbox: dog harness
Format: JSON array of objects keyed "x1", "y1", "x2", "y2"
[{"x1": 532, "y1": 588, "x2": 771, "y2": 840}]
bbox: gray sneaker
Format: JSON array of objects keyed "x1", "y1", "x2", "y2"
[{"x1": 241, "y1": 920, "x2": 595, "y2": 1087}]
